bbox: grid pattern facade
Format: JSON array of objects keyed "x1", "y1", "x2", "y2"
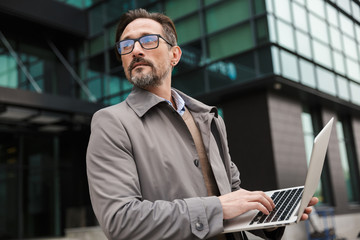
[
  {"x1": 0, "y1": 0, "x2": 360, "y2": 239},
  {"x1": 77, "y1": 0, "x2": 273, "y2": 104},
  {"x1": 268, "y1": 0, "x2": 360, "y2": 105}
]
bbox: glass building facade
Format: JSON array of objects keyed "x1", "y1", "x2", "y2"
[{"x1": 0, "y1": 0, "x2": 360, "y2": 239}]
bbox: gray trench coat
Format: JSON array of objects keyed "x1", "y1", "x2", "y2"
[{"x1": 86, "y1": 87, "x2": 283, "y2": 240}]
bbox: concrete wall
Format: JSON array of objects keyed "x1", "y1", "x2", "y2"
[
  {"x1": 352, "y1": 116, "x2": 360, "y2": 187},
  {"x1": 267, "y1": 92, "x2": 308, "y2": 189}
]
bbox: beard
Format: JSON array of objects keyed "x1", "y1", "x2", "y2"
[{"x1": 127, "y1": 57, "x2": 171, "y2": 89}]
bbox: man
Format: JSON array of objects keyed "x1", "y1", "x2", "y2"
[{"x1": 86, "y1": 8, "x2": 317, "y2": 240}]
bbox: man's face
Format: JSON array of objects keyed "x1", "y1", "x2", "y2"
[{"x1": 120, "y1": 18, "x2": 173, "y2": 89}]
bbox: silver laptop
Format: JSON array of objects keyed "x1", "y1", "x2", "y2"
[{"x1": 223, "y1": 117, "x2": 334, "y2": 233}]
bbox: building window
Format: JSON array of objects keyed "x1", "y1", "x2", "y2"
[
  {"x1": 205, "y1": 0, "x2": 250, "y2": 34},
  {"x1": 208, "y1": 24, "x2": 253, "y2": 61},
  {"x1": 301, "y1": 108, "x2": 332, "y2": 205},
  {"x1": 165, "y1": 0, "x2": 198, "y2": 20},
  {"x1": 336, "y1": 117, "x2": 360, "y2": 203},
  {"x1": 175, "y1": 14, "x2": 201, "y2": 45},
  {"x1": 0, "y1": 51, "x2": 18, "y2": 89}
]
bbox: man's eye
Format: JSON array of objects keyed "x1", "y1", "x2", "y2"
[
  {"x1": 141, "y1": 36, "x2": 157, "y2": 44},
  {"x1": 121, "y1": 41, "x2": 133, "y2": 49}
]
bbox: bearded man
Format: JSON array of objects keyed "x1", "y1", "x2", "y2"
[{"x1": 86, "y1": 8, "x2": 317, "y2": 240}]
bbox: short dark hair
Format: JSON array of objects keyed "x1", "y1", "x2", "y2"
[{"x1": 115, "y1": 8, "x2": 178, "y2": 61}]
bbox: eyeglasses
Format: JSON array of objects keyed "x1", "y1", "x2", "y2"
[{"x1": 116, "y1": 34, "x2": 173, "y2": 55}]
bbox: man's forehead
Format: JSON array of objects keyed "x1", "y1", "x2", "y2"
[{"x1": 121, "y1": 18, "x2": 163, "y2": 40}]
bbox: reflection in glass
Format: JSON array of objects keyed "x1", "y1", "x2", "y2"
[
  {"x1": 106, "y1": 95, "x2": 121, "y2": 105},
  {"x1": 172, "y1": 68, "x2": 205, "y2": 96},
  {"x1": 267, "y1": 15, "x2": 277, "y2": 42},
  {"x1": 104, "y1": 75, "x2": 120, "y2": 97},
  {"x1": 329, "y1": 27, "x2": 342, "y2": 51},
  {"x1": 255, "y1": 17, "x2": 269, "y2": 44},
  {"x1": 204, "y1": 0, "x2": 220, "y2": 6},
  {"x1": 89, "y1": 36, "x2": 104, "y2": 56},
  {"x1": 339, "y1": 12, "x2": 354, "y2": 38},
  {"x1": 107, "y1": 23, "x2": 117, "y2": 46},
  {"x1": 350, "y1": 82, "x2": 360, "y2": 105},
  {"x1": 309, "y1": 14, "x2": 328, "y2": 44},
  {"x1": 89, "y1": 6, "x2": 103, "y2": 37},
  {"x1": 106, "y1": 0, "x2": 134, "y2": 24},
  {"x1": 176, "y1": 15, "x2": 201, "y2": 44},
  {"x1": 280, "y1": 50, "x2": 299, "y2": 82},
  {"x1": 313, "y1": 40, "x2": 332, "y2": 69},
  {"x1": 0, "y1": 54, "x2": 18, "y2": 89},
  {"x1": 29, "y1": 61, "x2": 43, "y2": 78},
  {"x1": 299, "y1": 59, "x2": 316, "y2": 88},
  {"x1": 205, "y1": 0, "x2": 250, "y2": 34},
  {"x1": 254, "y1": 0, "x2": 266, "y2": 15},
  {"x1": 293, "y1": 0, "x2": 305, "y2": 5},
  {"x1": 333, "y1": 51, "x2": 346, "y2": 75},
  {"x1": 336, "y1": 75, "x2": 350, "y2": 101},
  {"x1": 273, "y1": 0, "x2": 291, "y2": 22},
  {"x1": 326, "y1": 4, "x2": 338, "y2": 27},
  {"x1": 207, "y1": 51, "x2": 255, "y2": 90},
  {"x1": 87, "y1": 77, "x2": 102, "y2": 100},
  {"x1": 264, "y1": 0, "x2": 273, "y2": 13},
  {"x1": 292, "y1": 3, "x2": 308, "y2": 32},
  {"x1": 296, "y1": 30, "x2": 312, "y2": 59},
  {"x1": 346, "y1": 59, "x2": 360, "y2": 82},
  {"x1": 277, "y1": 20, "x2": 295, "y2": 51},
  {"x1": 271, "y1": 46, "x2": 280, "y2": 75},
  {"x1": 258, "y1": 47, "x2": 273, "y2": 75},
  {"x1": 165, "y1": 0, "x2": 197, "y2": 20},
  {"x1": 121, "y1": 75, "x2": 133, "y2": 92},
  {"x1": 343, "y1": 35, "x2": 358, "y2": 61},
  {"x1": 352, "y1": 2, "x2": 360, "y2": 22},
  {"x1": 208, "y1": 25, "x2": 253, "y2": 61},
  {"x1": 336, "y1": 119, "x2": 360, "y2": 203},
  {"x1": 176, "y1": 42, "x2": 202, "y2": 74},
  {"x1": 316, "y1": 67, "x2": 336, "y2": 96},
  {"x1": 307, "y1": 0, "x2": 325, "y2": 19},
  {"x1": 301, "y1": 110, "x2": 328, "y2": 204},
  {"x1": 337, "y1": 0, "x2": 351, "y2": 15},
  {"x1": 356, "y1": 25, "x2": 360, "y2": 42},
  {"x1": 301, "y1": 112, "x2": 314, "y2": 164}
]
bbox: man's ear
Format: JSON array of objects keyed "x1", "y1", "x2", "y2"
[{"x1": 170, "y1": 46, "x2": 182, "y2": 66}]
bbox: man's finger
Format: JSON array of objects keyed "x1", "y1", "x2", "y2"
[
  {"x1": 248, "y1": 192, "x2": 274, "y2": 212},
  {"x1": 308, "y1": 197, "x2": 319, "y2": 207}
]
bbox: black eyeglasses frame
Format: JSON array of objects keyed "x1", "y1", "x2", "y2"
[{"x1": 115, "y1": 34, "x2": 173, "y2": 55}]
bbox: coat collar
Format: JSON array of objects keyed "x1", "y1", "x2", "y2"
[{"x1": 126, "y1": 86, "x2": 218, "y2": 118}]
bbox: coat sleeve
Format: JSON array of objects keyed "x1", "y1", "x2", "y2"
[{"x1": 86, "y1": 108, "x2": 223, "y2": 240}]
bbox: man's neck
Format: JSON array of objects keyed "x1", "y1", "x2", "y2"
[{"x1": 146, "y1": 80, "x2": 176, "y2": 109}]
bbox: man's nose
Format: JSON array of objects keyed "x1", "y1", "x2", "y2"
[{"x1": 132, "y1": 41, "x2": 144, "y2": 56}]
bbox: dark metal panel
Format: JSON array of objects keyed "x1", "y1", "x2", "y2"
[
  {"x1": 0, "y1": 86, "x2": 103, "y2": 115},
  {"x1": 222, "y1": 90, "x2": 278, "y2": 191},
  {"x1": 0, "y1": 0, "x2": 87, "y2": 36}
]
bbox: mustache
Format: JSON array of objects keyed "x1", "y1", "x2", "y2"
[{"x1": 128, "y1": 57, "x2": 154, "y2": 72}]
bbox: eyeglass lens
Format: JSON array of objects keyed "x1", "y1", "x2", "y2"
[{"x1": 118, "y1": 35, "x2": 159, "y2": 55}]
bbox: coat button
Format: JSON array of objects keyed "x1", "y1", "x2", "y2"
[
  {"x1": 194, "y1": 159, "x2": 199, "y2": 167},
  {"x1": 195, "y1": 222, "x2": 204, "y2": 231}
]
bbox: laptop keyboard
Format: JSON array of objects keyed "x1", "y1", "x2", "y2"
[{"x1": 250, "y1": 187, "x2": 304, "y2": 225}]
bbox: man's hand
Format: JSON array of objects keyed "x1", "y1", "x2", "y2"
[
  {"x1": 218, "y1": 189, "x2": 275, "y2": 220},
  {"x1": 300, "y1": 197, "x2": 319, "y2": 221},
  {"x1": 218, "y1": 189, "x2": 319, "y2": 222}
]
